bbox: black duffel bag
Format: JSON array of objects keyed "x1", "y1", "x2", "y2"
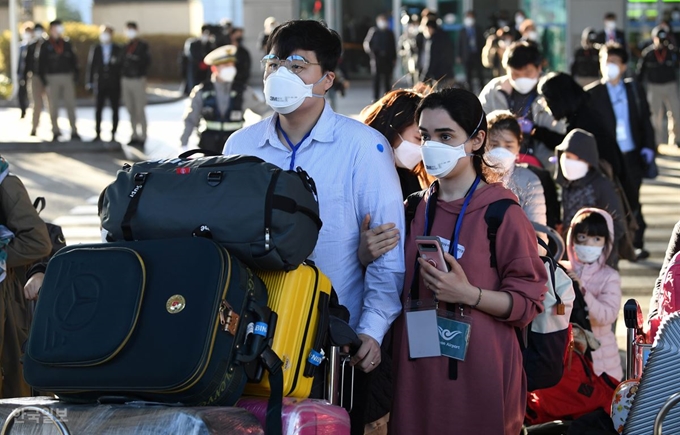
[{"x1": 100, "y1": 151, "x2": 322, "y2": 271}]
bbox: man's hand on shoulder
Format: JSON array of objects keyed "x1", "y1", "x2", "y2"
[{"x1": 350, "y1": 333, "x2": 381, "y2": 373}]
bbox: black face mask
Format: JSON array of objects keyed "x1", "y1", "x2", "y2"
[{"x1": 235, "y1": 37, "x2": 243, "y2": 44}]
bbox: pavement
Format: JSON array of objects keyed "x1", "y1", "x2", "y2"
[{"x1": 2, "y1": 80, "x2": 680, "y2": 361}]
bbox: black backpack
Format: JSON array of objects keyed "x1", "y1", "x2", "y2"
[{"x1": 405, "y1": 190, "x2": 572, "y2": 391}]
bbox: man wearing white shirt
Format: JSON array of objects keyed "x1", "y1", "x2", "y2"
[{"x1": 223, "y1": 20, "x2": 405, "y2": 375}]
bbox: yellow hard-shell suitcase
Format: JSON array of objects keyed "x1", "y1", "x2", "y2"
[{"x1": 245, "y1": 263, "x2": 332, "y2": 398}]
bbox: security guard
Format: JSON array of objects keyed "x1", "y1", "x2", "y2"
[
  {"x1": 180, "y1": 45, "x2": 270, "y2": 153},
  {"x1": 638, "y1": 26, "x2": 680, "y2": 146}
]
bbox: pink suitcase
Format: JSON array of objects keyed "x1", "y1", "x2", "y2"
[{"x1": 237, "y1": 397, "x2": 350, "y2": 435}]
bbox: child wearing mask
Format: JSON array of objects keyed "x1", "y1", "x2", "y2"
[
  {"x1": 562, "y1": 208, "x2": 623, "y2": 380},
  {"x1": 555, "y1": 128, "x2": 626, "y2": 266},
  {"x1": 486, "y1": 110, "x2": 547, "y2": 227}
]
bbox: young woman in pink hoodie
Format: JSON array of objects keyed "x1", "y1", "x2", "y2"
[{"x1": 562, "y1": 207, "x2": 623, "y2": 380}]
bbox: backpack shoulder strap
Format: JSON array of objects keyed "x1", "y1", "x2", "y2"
[
  {"x1": 484, "y1": 198, "x2": 519, "y2": 268},
  {"x1": 405, "y1": 189, "x2": 427, "y2": 236}
]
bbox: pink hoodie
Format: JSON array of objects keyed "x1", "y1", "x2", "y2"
[{"x1": 562, "y1": 207, "x2": 623, "y2": 381}]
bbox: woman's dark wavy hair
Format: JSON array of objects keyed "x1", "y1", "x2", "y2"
[
  {"x1": 538, "y1": 72, "x2": 588, "y2": 121},
  {"x1": 361, "y1": 86, "x2": 432, "y2": 187},
  {"x1": 265, "y1": 20, "x2": 342, "y2": 72},
  {"x1": 415, "y1": 87, "x2": 496, "y2": 182},
  {"x1": 486, "y1": 110, "x2": 523, "y2": 143}
]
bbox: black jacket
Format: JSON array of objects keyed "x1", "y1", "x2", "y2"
[
  {"x1": 23, "y1": 38, "x2": 43, "y2": 78},
  {"x1": 363, "y1": 27, "x2": 397, "y2": 63},
  {"x1": 122, "y1": 38, "x2": 151, "y2": 78},
  {"x1": 457, "y1": 26, "x2": 484, "y2": 63},
  {"x1": 417, "y1": 29, "x2": 454, "y2": 81},
  {"x1": 586, "y1": 79, "x2": 656, "y2": 156},
  {"x1": 637, "y1": 44, "x2": 680, "y2": 84},
  {"x1": 594, "y1": 29, "x2": 626, "y2": 47},
  {"x1": 37, "y1": 37, "x2": 78, "y2": 84},
  {"x1": 87, "y1": 43, "x2": 123, "y2": 89}
]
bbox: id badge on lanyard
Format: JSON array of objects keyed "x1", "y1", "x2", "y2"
[
  {"x1": 437, "y1": 306, "x2": 472, "y2": 361},
  {"x1": 406, "y1": 176, "x2": 480, "y2": 360}
]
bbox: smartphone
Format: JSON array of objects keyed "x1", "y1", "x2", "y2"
[{"x1": 415, "y1": 236, "x2": 449, "y2": 272}]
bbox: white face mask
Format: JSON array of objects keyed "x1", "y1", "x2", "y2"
[
  {"x1": 101, "y1": 228, "x2": 109, "y2": 243},
  {"x1": 604, "y1": 63, "x2": 620, "y2": 81},
  {"x1": 525, "y1": 30, "x2": 539, "y2": 41},
  {"x1": 421, "y1": 113, "x2": 483, "y2": 178},
  {"x1": 22, "y1": 32, "x2": 33, "y2": 42},
  {"x1": 394, "y1": 136, "x2": 422, "y2": 170},
  {"x1": 574, "y1": 244, "x2": 604, "y2": 264},
  {"x1": 421, "y1": 141, "x2": 471, "y2": 178},
  {"x1": 488, "y1": 147, "x2": 516, "y2": 173},
  {"x1": 99, "y1": 32, "x2": 111, "y2": 44},
  {"x1": 464, "y1": 17, "x2": 475, "y2": 27},
  {"x1": 263, "y1": 67, "x2": 326, "y2": 115},
  {"x1": 604, "y1": 20, "x2": 616, "y2": 32},
  {"x1": 509, "y1": 76, "x2": 538, "y2": 94},
  {"x1": 560, "y1": 154, "x2": 590, "y2": 181},
  {"x1": 218, "y1": 65, "x2": 237, "y2": 82},
  {"x1": 201, "y1": 33, "x2": 210, "y2": 43},
  {"x1": 56, "y1": 25, "x2": 65, "y2": 36},
  {"x1": 377, "y1": 20, "x2": 388, "y2": 30},
  {"x1": 515, "y1": 15, "x2": 525, "y2": 26},
  {"x1": 126, "y1": 29, "x2": 138, "y2": 39}
]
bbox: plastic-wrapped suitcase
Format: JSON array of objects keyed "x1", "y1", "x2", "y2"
[
  {"x1": 245, "y1": 264, "x2": 332, "y2": 398},
  {"x1": 237, "y1": 397, "x2": 350, "y2": 435},
  {"x1": 621, "y1": 311, "x2": 680, "y2": 434},
  {"x1": 0, "y1": 397, "x2": 264, "y2": 434},
  {"x1": 22, "y1": 238, "x2": 271, "y2": 407}
]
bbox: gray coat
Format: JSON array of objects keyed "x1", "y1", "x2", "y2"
[{"x1": 505, "y1": 165, "x2": 547, "y2": 227}]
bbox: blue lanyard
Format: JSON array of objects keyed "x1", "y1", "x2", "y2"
[
  {"x1": 277, "y1": 118, "x2": 312, "y2": 171},
  {"x1": 424, "y1": 175, "x2": 481, "y2": 259}
]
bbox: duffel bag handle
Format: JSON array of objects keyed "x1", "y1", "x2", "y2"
[
  {"x1": 1, "y1": 405, "x2": 71, "y2": 435},
  {"x1": 179, "y1": 149, "x2": 223, "y2": 159}
]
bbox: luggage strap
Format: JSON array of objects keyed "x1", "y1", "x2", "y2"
[
  {"x1": 259, "y1": 347, "x2": 283, "y2": 435},
  {"x1": 121, "y1": 172, "x2": 150, "y2": 241}
]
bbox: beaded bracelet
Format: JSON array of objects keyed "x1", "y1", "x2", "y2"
[{"x1": 472, "y1": 287, "x2": 482, "y2": 308}]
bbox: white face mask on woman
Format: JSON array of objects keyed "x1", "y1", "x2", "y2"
[
  {"x1": 420, "y1": 113, "x2": 484, "y2": 178},
  {"x1": 574, "y1": 244, "x2": 604, "y2": 264},
  {"x1": 394, "y1": 135, "x2": 422, "y2": 170},
  {"x1": 487, "y1": 146, "x2": 517, "y2": 173},
  {"x1": 560, "y1": 154, "x2": 590, "y2": 181},
  {"x1": 263, "y1": 67, "x2": 326, "y2": 114}
]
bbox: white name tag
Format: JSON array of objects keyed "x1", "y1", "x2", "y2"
[{"x1": 437, "y1": 237, "x2": 465, "y2": 259}]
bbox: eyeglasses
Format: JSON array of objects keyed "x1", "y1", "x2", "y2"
[{"x1": 261, "y1": 54, "x2": 320, "y2": 76}]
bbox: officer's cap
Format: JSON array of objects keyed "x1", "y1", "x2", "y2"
[
  {"x1": 652, "y1": 26, "x2": 669, "y2": 40},
  {"x1": 204, "y1": 45, "x2": 238, "y2": 66}
]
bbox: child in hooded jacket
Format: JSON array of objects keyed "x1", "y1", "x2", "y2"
[
  {"x1": 555, "y1": 128, "x2": 626, "y2": 267},
  {"x1": 562, "y1": 207, "x2": 623, "y2": 381}
]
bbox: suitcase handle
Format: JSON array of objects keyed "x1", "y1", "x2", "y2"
[
  {"x1": 237, "y1": 300, "x2": 271, "y2": 364},
  {"x1": 178, "y1": 149, "x2": 223, "y2": 158},
  {"x1": 1, "y1": 405, "x2": 71, "y2": 435}
]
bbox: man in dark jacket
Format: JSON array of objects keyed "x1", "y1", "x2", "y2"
[
  {"x1": 121, "y1": 21, "x2": 151, "y2": 147},
  {"x1": 363, "y1": 14, "x2": 396, "y2": 101},
  {"x1": 17, "y1": 23, "x2": 34, "y2": 119},
  {"x1": 38, "y1": 19, "x2": 80, "y2": 142},
  {"x1": 457, "y1": 10, "x2": 485, "y2": 93},
  {"x1": 595, "y1": 12, "x2": 626, "y2": 47},
  {"x1": 87, "y1": 25, "x2": 123, "y2": 142},
  {"x1": 586, "y1": 42, "x2": 656, "y2": 260},
  {"x1": 182, "y1": 25, "x2": 216, "y2": 95},
  {"x1": 637, "y1": 26, "x2": 680, "y2": 148},
  {"x1": 24, "y1": 23, "x2": 46, "y2": 136},
  {"x1": 417, "y1": 17, "x2": 454, "y2": 84}
]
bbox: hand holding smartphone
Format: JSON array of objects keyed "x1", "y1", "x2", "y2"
[{"x1": 416, "y1": 236, "x2": 449, "y2": 272}]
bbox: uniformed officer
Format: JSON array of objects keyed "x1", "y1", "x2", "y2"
[
  {"x1": 180, "y1": 45, "x2": 270, "y2": 153},
  {"x1": 87, "y1": 25, "x2": 123, "y2": 142},
  {"x1": 37, "y1": 19, "x2": 80, "y2": 142},
  {"x1": 638, "y1": 26, "x2": 680, "y2": 146}
]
